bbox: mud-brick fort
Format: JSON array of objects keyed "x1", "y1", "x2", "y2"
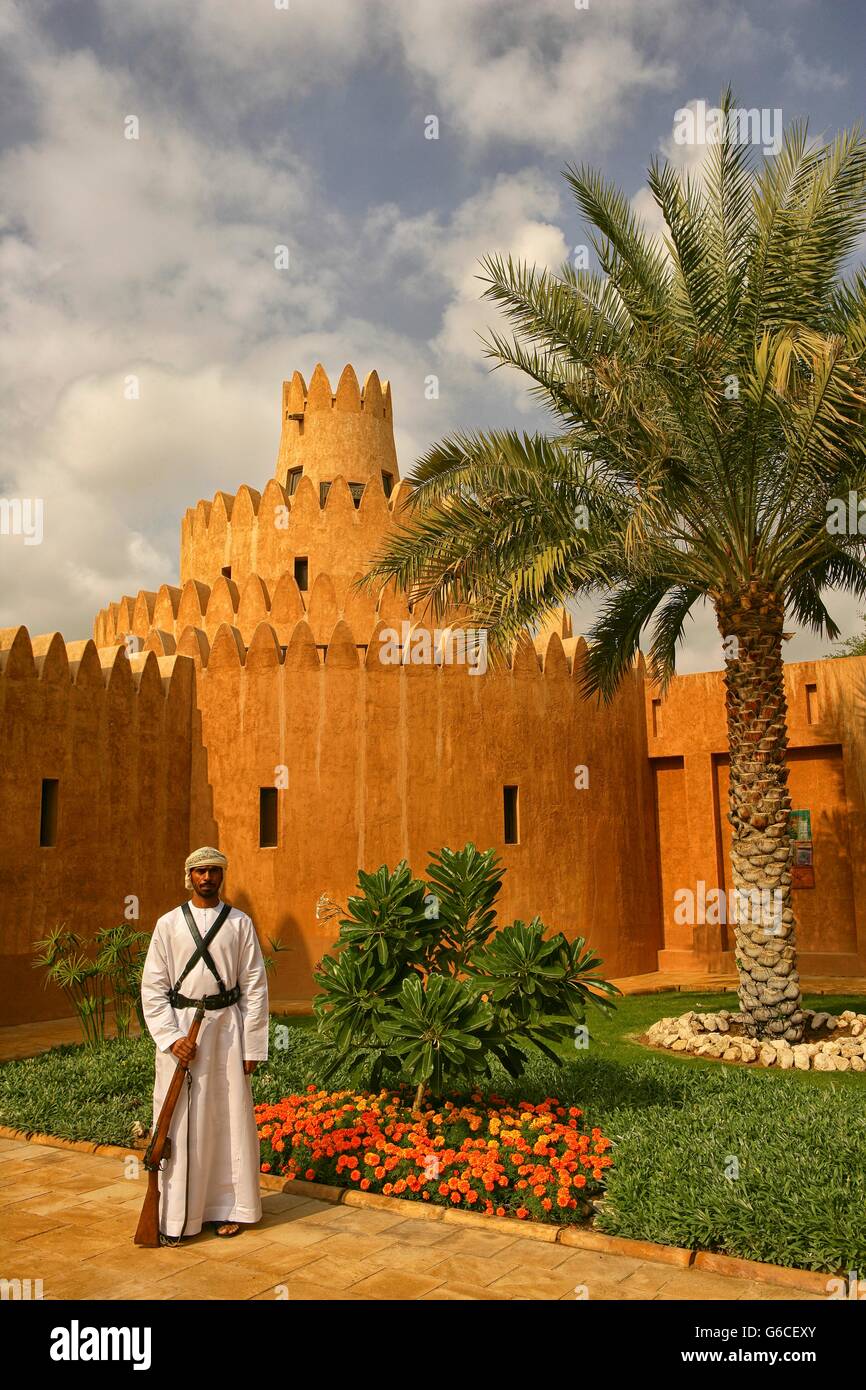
[{"x1": 2, "y1": 364, "x2": 866, "y2": 1026}]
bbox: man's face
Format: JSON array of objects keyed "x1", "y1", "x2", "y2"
[{"x1": 190, "y1": 865, "x2": 223, "y2": 899}]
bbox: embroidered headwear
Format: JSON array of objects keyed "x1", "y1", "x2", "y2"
[{"x1": 184, "y1": 846, "x2": 228, "y2": 892}]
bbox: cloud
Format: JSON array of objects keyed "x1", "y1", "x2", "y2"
[
  {"x1": 784, "y1": 49, "x2": 847, "y2": 94},
  {"x1": 2, "y1": 0, "x2": 860, "y2": 669},
  {"x1": 92, "y1": 0, "x2": 687, "y2": 153}
]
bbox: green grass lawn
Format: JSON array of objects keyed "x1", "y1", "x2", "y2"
[{"x1": 1, "y1": 990, "x2": 864, "y2": 1271}]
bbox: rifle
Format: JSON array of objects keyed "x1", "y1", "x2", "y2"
[{"x1": 134, "y1": 1001, "x2": 205, "y2": 1248}]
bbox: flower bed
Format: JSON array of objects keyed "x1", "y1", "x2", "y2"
[{"x1": 256, "y1": 1086, "x2": 613, "y2": 1224}]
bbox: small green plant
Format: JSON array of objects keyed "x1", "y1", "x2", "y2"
[
  {"x1": 32, "y1": 925, "x2": 109, "y2": 1047},
  {"x1": 32, "y1": 922, "x2": 150, "y2": 1045},
  {"x1": 263, "y1": 935, "x2": 293, "y2": 978},
  {"x1": 93, "y1": 924, "x2": 151, "y2": 1038},
  {"x1": 312, "y1": 843, "x2": 618, "y2": 1106}
]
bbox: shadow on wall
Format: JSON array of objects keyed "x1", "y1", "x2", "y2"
[
  {"x1": 715, "y1": 665, "x2": 866, "y2": 960},
  {"x1": 230, "y1": 889, "x2": 321, "y2": 1010}
]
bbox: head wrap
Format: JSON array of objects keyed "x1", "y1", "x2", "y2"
[{"x1": 184, "y1": 846, "x2": 228, "y2": 892}]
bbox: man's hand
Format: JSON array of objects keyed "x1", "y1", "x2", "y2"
[
  {"x1": 170, "y1": 1038, "x2": 197, "y2": 1065},
  {"x1": 243, "y1": 1060, "x2": 258, "y2": 1075}
]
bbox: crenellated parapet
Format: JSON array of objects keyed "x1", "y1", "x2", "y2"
[
  {"x1": 90, "y1": 593, "x2": 593, "y2": 680},
  {"x1": 95, "y1": 570, "x2": 413, "y2": 651},
  {"x1": 0, "y1": 625, "x2": 193, "y2": 699},
  {"x1": 276, "y1": 364, "x2": 398, "y2": 493},
  {"x1": 177, "y1": 470, "x2": 412, "y2": 594},
  {"x1": 94, "y1": 364, "x2": 414, "y2": 642},
  {"x1": 161, "y1": 619, "x2": 595, "y2": 678}
]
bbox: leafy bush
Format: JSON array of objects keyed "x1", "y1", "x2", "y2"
[{"x1": 312, "y1": 843, "x2": 617, "y2": 1102}]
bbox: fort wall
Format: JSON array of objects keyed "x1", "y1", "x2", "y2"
[
  {"x1": 0, "y1": 628, "x2": 198, "y2": 1024},
  {"x1": 646, "y1": 654, "x2": 866, "y2": 977},
  {"x1": 184, "y1": 619, "x2": 663, "y2": 1006}
]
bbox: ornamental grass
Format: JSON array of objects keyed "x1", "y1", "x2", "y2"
[{"x1": 256, "y1": 1086, "x2": 612, "y2": 1224}]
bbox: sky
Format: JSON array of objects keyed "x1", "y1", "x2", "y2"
[{"x1": 1, "y1": 0, "x2": 864, "y2": 671}]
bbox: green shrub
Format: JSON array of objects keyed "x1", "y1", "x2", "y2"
[{"x1": 312, "y1": 844, "x2": 617, "y2": 1102}]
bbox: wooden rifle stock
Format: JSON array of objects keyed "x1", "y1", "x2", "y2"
[{"x1": 134, "y1": 1001, "x2": 206, "y2": 1248}]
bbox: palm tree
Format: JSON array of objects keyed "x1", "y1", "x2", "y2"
[{"x1": 362, "y1": 93, "x2": 866, "y2": 1044}]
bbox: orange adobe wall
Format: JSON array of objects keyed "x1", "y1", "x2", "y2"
[
  {"x1": 2, "y1": 362, "x2": 866, "y2": 1028},
  {"x1": 646, "y1": 656, "x2": 866, "y2": 977},
  {"x1": 0, "y1": 634, "x2": 198, "y2": 1023}
]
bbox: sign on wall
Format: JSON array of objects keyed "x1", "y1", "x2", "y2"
[{"x1": 789, "y1": 810, "x2": 815, "y2": 888}]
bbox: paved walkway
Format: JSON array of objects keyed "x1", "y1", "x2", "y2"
[{"x1": 0, "y1": 1138, "x2": 820, "y2": 1301}]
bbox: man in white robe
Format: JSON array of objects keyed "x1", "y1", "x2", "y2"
[{"x1": 140, "y1": 846, "x2": 269, "y2": 1243}]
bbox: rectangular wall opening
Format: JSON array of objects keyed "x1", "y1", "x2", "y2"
[
  {"x1": 259, "y1": 787, "x2": 278, "y2": 848},
  {"x1": 503, "y1": 785, "x2": 519, "y2": 845},
  {"x1": 651, "y1": 698, "x2": 662, "y2": 737},
  {"x1": 806, "y1": 683, "x2": 819, "y2": 725},
  {"x1": 40, "y1": 779, "x2": 58, "y2": 847},
  {"x1": 294, "y1": 556, "x2": 309, "y2": 591}
]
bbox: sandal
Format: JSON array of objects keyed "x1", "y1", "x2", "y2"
[{"x1": 210, "y1": 1221, "x2": 242, "y2": 1238}]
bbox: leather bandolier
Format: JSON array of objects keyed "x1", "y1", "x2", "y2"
[{"x1": 168, "y1": 902, "x2": 241, "y2": 1010}]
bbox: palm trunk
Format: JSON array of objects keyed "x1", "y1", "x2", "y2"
[{"x1": 717, "y1": 594, "x2": 804, "y2": 1044}]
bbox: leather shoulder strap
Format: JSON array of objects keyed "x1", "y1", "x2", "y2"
[{"x1": 173, "y1": 902, "x2": 233, "y2": 994}]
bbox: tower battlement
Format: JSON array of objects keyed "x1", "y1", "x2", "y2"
[
  {"x1": 166, "y1": 366, "x2": 408, "y2": 593},
  {"x1": 276, "y1": 364, "x2": 400, "y2": 495}
]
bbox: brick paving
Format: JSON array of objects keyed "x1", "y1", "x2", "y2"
[{"x1": 0, "y1": 1138, "x2": 822, "y2": 1301}]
